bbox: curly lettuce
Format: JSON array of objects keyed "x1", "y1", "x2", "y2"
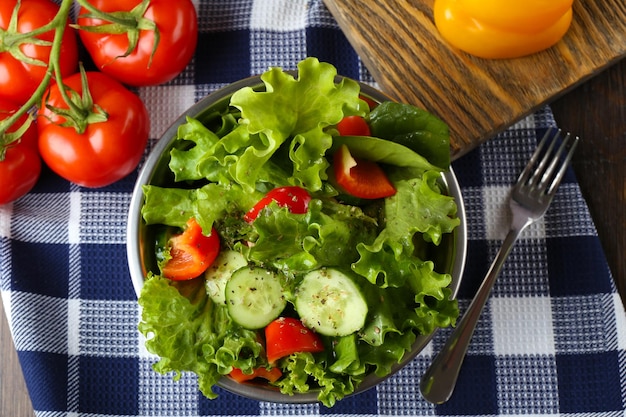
[
  {"x1": 247, "y1": 198, "x2": 378, "y2": 273},
  {"x1": 141, "y1": 182, "x2": 260, "y2": 235},
  {"x1": 138, "y1": 276, "x2": 262, "y2": 400},
  {"x1": 353, "y1": 170, "x2": 460, "y2": 286},
  {"x1": 167, "y1": 58, "x2": 364, "y2": 193}
]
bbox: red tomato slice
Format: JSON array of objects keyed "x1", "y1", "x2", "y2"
[
  {"x1": 162, "y1": 218, "x2": 220, "y2": 280},
  {"x1": 244, "y1": 186, "x2": 311, "y2": 223},
  {"x1": 229, "y1": 367, "x2": 282, "y2": 383},
  {"x1": 336, "y1": 116, "x2": 371, "y2": 136},
  {"x1": 265, "y1": 317, "x2": 324, "y2": 364},
  {"x1": 333, "y1": 144, "x2": 396, "y2": 199}
]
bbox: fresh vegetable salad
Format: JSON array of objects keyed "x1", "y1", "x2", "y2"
[{"x1": 138, "y1": 58, "x2": 461, "y2": 407}]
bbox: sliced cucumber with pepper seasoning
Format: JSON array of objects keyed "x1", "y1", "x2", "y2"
[
  {"x1": 225, "y1": 266, "x2": 286, "y2": 329},
  {"x1": 295, "y1": 268, "x2": 368, "y2": 336},
  {"x1": 204, "y1": 250, "x2": 248, "y2": 304}
]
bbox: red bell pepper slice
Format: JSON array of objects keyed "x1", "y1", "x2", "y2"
[
  {"x1": 244, "y1": 186, "x2": 311, "y2": 223},
  {"x1": 162, "y1": 218, "x2": 220, "y2": 280},
  {"x1": 229, "y1": 366, "x2": 282, "y2": 383},
  {"x1": 265, "y1": 317, "x2": 324, "y2": 364},
  {"x1": 333, "y1": 144, "x2": 396, "y2": 199}
]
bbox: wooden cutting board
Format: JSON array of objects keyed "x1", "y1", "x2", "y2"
[{"x1": 323, "y1": 0, "x2": 626, "y2": 159}]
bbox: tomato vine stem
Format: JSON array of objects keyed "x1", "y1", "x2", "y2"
[{"x1": 0, "y1": 0, "x2": 74, "y2": 154}]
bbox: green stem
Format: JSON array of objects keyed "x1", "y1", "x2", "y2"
[
  {"x1": 9, "y1": 5, "x2": 66, "y2": 41},
  {"x1": 0, "y1": 0, "x2": 74, "y2": 151},
  {"x1": 50, "y1": 6, "x2": 85, "y2": 118},
  {"x1": 74, "y1": 0, "x2": 135, "y2": 26}
]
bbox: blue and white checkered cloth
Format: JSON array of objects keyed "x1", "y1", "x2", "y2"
[{"x1": 1, "y1": 0, "x2": 625, "y2": 415}]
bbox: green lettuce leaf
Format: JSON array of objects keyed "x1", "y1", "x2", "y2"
[
  {"x1": 141, "y1": 182, "x2": 261, "y2": 234},
  {"x1": 138, "y1": 276, "x2": 261, "y2": 400},
  {"x1": 349, "y1": 168, "x2": 460, "y2": 342},
  {"x1": 404, "y1": 261, "x2": 459, "y2": 332},
  {"x1": 274, "y1": 352, "x2": 361, "y2": 408},
  {"x1": 355, "y1": 263, "x2": 457, "y2": 365},
  {"x1": 168, "y1": 117, "x2": 224, "y2": 183},
  {"x1": 248, "y1": 198, "x2": 378, "y2": 273},
  {"x1": 328, "y1": 334, "x2": 366, "y2": 375},
  {"x1": 354, "y1": 169, "x2": 460, "y2": 285},
  {"x1": 229, "y1": 57, "x2": 363, "y2": 191},
  {"x1": 358, "y1": 328, "x2": 417, "y2": 377},
  {"x1": 168, "y1": 117, "x2": 291, "y2": 191}
]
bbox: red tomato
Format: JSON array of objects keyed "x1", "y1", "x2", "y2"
[
  {"x1": 333, "y1": 144, "x2": 396, "y2": 199},
  {"x1": 244, "y1": 186, "x2": 312, "y2": 223},
  {"x1": 37, "y1": 71, "x2": 149, "y2": 188},
  {"x1": 229, "y1": 367, "x2": 282, "y2": 384},
  {"x1": 0, "y1": 0, "x2": 78, "y2": 104},
  {"x1": 337, "y1": 116, "x2": 371, "y2": 136},
  {"x1": 77, "y1": 0, "x2": 198, "y2": 86},
  {"x1": 0, "y1": 99, "x2": 41, "y2": 204},
  {"x1": 162, "y1": 218, "x2": 220, "y2": 281},
  {"x1": 265, "y1": 317, "x2": 324, "y2": 364}
]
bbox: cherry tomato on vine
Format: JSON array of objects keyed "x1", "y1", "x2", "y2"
[
  {"x1": 244, "y1": 186, "x2": 312, "y2": 223},
  {"x1": 0, "y1": 0, "x2": 78, "y2": 104},
  {"x1": 265, "y1": 317, "x2": 324, "y2": 364},
  {"x1": 161, "y1": 218, "x2": 221, "y2": 281},
  {"x1": 77, "y1": 0, "x2": 198, "y2": 86},
  {"x1": 0, "y1": 99, "x2": 41, "y2": 205},
  {"x1": 333, "y1": 144, "x2": 396, "y2": 199},
  {"x1": 37, "y1": 71, "x2": 149, "y2": 188}
]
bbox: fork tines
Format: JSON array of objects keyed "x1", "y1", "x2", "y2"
[{"x1": 518, "y1": 128, "x2": 580, "y2": 197}]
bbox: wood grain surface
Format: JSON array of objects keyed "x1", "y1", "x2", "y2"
[
  {"x1": 323, "y1": 0, "x2": 626, "y2": 158},
  {"x1": 0, "y1": 296, "x2": 35, "y2": 417}
]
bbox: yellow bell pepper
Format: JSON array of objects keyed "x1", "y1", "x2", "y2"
[{"x1": 433, "y1": 0, "x2": 574, "y2": 59}]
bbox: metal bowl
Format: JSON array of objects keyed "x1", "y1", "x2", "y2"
[{"x1": 126, "y1": 74, "x2": 467, "y2": 403}]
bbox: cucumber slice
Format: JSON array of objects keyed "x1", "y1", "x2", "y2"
[
  {"x1": 295, "y1": 268, "x2": 368, "y2": 336},
  {"x1": 204, "y1": 250, "x2": 248, "y2": 304},
  {"x1": 225, "y1": 267, "x2": 286, "y2": 329}
]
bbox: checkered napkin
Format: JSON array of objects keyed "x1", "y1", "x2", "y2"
[{"x1": 1, "y1": 0, "x2": 625, "y2": 416}]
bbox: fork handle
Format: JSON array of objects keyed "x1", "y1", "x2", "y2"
[{"x1": 420, "y1": 221, "x2": 529, "y2": 404}]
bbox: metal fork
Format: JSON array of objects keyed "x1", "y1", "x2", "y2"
[{"x1": 419, "y1": 129, "x2": 579, "y2": 404}]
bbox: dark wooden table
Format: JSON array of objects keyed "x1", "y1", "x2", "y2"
[
  {"x1": 551, "y1": 58, "x2": 626, "y2": 308},
  {"x1": 1, "y1": 59, "x2": 624, "y2": 417}
]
